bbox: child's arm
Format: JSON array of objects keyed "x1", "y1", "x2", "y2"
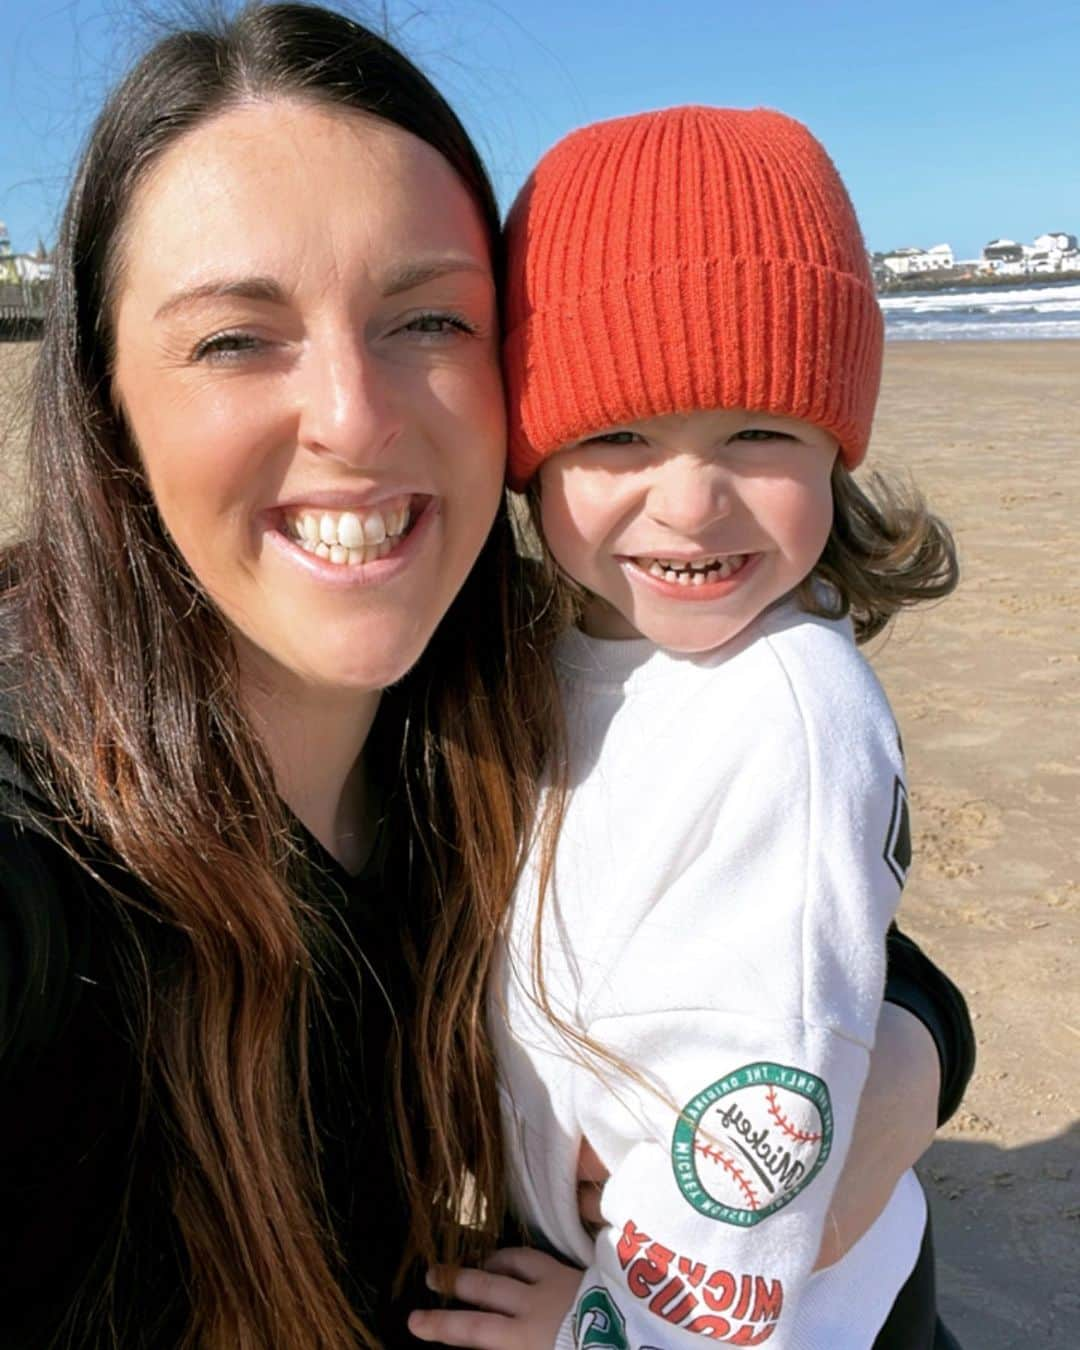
[
  {"x1": 883, "y1": 923, "x2": 976, "y2": 1129},
  {"x1": 576, "y1": 1002, "x2": 942, "y2": 1272},
  {"x1": 817, "y1": 999, "x2": 939, "y2": 1267}
]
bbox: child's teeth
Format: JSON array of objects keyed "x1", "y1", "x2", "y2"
[{"x1": 642, "y1": 553, "x2": 747, "y2": 582}]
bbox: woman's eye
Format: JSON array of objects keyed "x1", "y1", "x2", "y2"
[
  {"x1": 401, "y1": 311, "x2": 478, "y2": 338},
  {"x1": 191, "y1": 331, "x2": 264, "y2": 362}
]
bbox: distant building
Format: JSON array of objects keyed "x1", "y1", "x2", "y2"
[
  {"x1": 880, "y1": 243, "x2": 955, "y2": 276},
  {"x1": 982, "y1": 239, "x2": 1024, "y2": 264},
  {"x1": 9, "y1": 253, "x2": 53, "y2": 283},
  {"x1": 881, "y1": 246, "x2": 923, "y2": 276},
  {"x1": 0, "y1": 223, "x2": 54, "y2": 284},
  {"x1": 1027, "y1": 232, "x2": 1080, "y2": 273},
  {"x1": 873, "y1": 229, "x2": 1080, "y2": 284},
  {"x1": 1034, "y1": 231, "x2": 1078, "y2": 253}
]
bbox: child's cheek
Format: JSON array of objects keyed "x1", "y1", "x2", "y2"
[{"x1": 537, "y1": 462, "x2": 607, "y2": 584}]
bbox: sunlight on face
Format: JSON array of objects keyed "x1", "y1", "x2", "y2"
[
  {"x1": 112, "y1": 99, "x2": 505, "y2": 698},
  {"x1": 538, "y1": 409, "x2": 837, "y2": 653}
]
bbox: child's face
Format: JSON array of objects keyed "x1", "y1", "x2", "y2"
[{"x1": 537, "y1": 409, "x2": 838, "y2": 653}]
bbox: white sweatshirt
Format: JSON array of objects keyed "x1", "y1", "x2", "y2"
[{"x1": 490, "y1": 601, "x2": 926, "y2": 1349}]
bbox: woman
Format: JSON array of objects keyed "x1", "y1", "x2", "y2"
[
  {"x1": 0, "y1": 4, "x2": 970, "y2": 1348},
  {"x1": 0, "y1": 5, "x2": 561, "y2": 1346}
]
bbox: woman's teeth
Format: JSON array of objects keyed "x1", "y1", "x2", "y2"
[
  {"x1": 643, "y1": 554, "x2": 747, "y2": 585},
  {"x1": 282, "y1": 502, "x2": 411, "y2": 566}
]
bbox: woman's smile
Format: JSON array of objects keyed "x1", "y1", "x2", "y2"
[{"x1": 264, "y1": 493, "x2": 437, "y2": 584}]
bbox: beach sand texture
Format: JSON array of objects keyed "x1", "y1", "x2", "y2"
[
  {"x1": 866, "y1": 342, "x2": 1079, "y2": 1348},
  {"x1": 2, "y1": 340, "x2": 1078, "y2": 1345}
]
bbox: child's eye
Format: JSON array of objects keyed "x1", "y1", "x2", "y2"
[
  {"x1": 581, "y1": 430, "x2": 642, "y2": 446},
  {"x1": 733, "y1": 428, "x2": 794, "y2": 442},
  {"x1": 191, "y1": 330, "x2": 265, "y2": 362}
]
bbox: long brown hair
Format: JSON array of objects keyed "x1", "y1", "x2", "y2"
[{"x1": 0, "y1": 4, "x2": 563, "y2": 1346}]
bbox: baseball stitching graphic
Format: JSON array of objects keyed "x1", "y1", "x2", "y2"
[
  {"x1": 693, "y1": 1141, "x2": 759, "y2": 1210},
  {"x1": 672, "y1": 1063, "x2": 834, "y2": 1225},
  {"x1": 766, "y1": 1086, "x2": 824, "y2": 1145}
]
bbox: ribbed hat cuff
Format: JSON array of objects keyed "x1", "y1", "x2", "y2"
[{"x1": 505, "y1": 257, "x2": 883, "y2": 489}]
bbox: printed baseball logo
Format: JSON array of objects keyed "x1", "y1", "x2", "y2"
[
  {"x1": 573, "y1": 1286, "x2": 628, "y2": 1349},
  {"x1": 672, "y1": 1062, "x2": 833, "y2": 1225}
]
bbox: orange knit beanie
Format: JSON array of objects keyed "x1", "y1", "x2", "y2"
[{"x1": 503, "y1": 106, "x2": 883, "y2": 488}]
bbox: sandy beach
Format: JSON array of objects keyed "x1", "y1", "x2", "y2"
[
  {"x1": 867, "y1": 342, "x2": 1079, "y2": 1347},
  {"x1": 2, "y1": 339, "x2": 1078, "y2": 1344}
]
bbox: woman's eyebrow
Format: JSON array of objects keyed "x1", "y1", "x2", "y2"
[
  {"x1": 380, "y1": 257, "x2": 491, "y2": 296},
  {"x1": 153, "y1": 259, "x2": 490, "y2": 321},
  {"x1": 154, "y1": 276, "x2": 283, "y2": 320}
]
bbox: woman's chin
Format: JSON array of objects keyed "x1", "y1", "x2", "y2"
[{"x1": 232, "y1": 629, "x2": 426, "y2": 703}]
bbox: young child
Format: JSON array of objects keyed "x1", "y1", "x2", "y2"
[{"x1": 411, "y1": 107, "x2": 958, "y2": 1349}]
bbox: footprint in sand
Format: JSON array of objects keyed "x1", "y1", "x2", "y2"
[{"x1": 909, "y1": 785, "x2": 1004, "y2": 883}]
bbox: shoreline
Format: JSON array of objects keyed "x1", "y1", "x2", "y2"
[
  {"x1": 877, "y1": 270, "x2": 1080, "y2": 296},
  {"x1": 885, "y1": 335, "x2": 1080, "y2": 344}
]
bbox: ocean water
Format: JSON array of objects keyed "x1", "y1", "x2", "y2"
[{"x1": 880, "y1": 280, "x2": 1080, "y2": 341}]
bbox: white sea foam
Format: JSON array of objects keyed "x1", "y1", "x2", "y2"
[
  {"x1": 881, "y1": 281, "x2": 1080, "y2": 339},
  {"x1": 880, "y1": 282, "x2": 1080, "y2": 315},
  {"x1": 885, "y1": 316, "x2": 1080, "y2": 341}
]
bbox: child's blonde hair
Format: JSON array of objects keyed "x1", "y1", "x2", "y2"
[{"x1": 800, "y1": 465, "x2": 958, "y2": 643}]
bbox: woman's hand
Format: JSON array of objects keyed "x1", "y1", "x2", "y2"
[
  {"x1": 408, "y1": 1248, "x2": 583, "y2": 1348},
  {"x1": 814, "y1": 1001, "x2": 940, "y2": 1268}
]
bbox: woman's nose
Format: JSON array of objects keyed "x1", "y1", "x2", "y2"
[
  {"x1": 647, "y1": 455, "x2": 734, "y2": 534},
  {"x1": 295, "y1": 335, "x2": 404, "y2": 467}
]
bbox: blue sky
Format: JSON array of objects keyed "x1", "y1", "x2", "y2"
[{"x1": 2, "y1": 0, "x2": 1078, "y2": 260}]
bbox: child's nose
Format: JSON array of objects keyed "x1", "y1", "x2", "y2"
[{"x1": 647, "y1": 456, "x2": 734, "y2": 534}]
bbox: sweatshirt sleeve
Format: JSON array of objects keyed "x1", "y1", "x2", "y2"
[{"x1": 551, "y1": 643, "x2": 910, "y2": 1349}]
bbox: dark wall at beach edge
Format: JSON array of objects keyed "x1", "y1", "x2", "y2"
[{"x1": 877, "y1": 268, "x2": 1080, "y2": 296}]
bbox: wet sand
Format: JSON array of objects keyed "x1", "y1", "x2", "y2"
[{"x1": 2, "y1": 340, "x2": 1078, "y2": 1344}]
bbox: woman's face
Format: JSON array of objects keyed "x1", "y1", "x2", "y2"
[{"x1": 112, "y1": 99, "x2": 505, "y2": 697}]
